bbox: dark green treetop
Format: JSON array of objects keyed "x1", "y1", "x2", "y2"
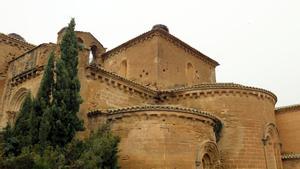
[{"x1": 51, "y1": 18, "x2": 83, "y2": 147}]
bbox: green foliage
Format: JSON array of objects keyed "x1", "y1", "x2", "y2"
[
  {"x1": 4, "y1": 94, "x2": 33, "y2": 156},
  {"x1": 37, "y1": 51, "x2": 55, "y2": 106},
  {"x1": 32, "y1": 146, "x2": 65, "y2": 169},
  {"x1": 74, "y1": 124, "x2": 120, "y2": 169},
  {"x1": 51, "y1": 18, "x2": 83, "y2": 147},
  {"x1": 37, "y1": 52, "x2": 55, "y2": 148},
  {"x1": 0, "y1": 149, "x2": 35, "y2": 169},
  {"x1": 2, "y1": 124, "x2": 18, "y2": 156},
  {"x1": 1, "y1": 124, "x2": 119, "y2": 169}
]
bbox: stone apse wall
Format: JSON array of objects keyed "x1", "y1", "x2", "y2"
[
  {"x1": 161, "y1": 84, "x2": 283, "y2": 169},
  {"x1": 88, "y1": 106, "x2": 222, "y2": 169}
]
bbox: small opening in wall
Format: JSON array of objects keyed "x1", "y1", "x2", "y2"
[
  {"x1": 88, "y1": 51, "x2": 93, "y2": 64},
  {"x1": 145, "y1": 72, "x2": 149, "y2": 75},
  {"x1": 89, "y1": 45, "x2": 97, "y2": 64},
  {"x1": 77, "y1": 37, "x2": 84, "y2": 44},
  {"x1": 142, "y1": 69, "x2": 145, "y2": 72},
  {"x1": 140, "y1": 74, "x2": 143, "y2": 78},
  {"x1": 163, "y1": 69, "x2": 166, "y2": 72},
  {"x1": 120, "y1": 60, "x2": 128, "y2": 77}
]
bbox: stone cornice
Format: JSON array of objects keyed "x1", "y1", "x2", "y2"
[
  {"x1": 102, "y1": 29, "x2": 219, "y2": 67},
  {"x1": 86, "y1": 65, "x2": 156, "y2": 98},
  {"x1": 282, "y1": 153, "x2": 300, "y2": 160},
  {"x1": 160, "y1": 83, "x2": 277, "y2": 103},
  {"x1": 87, "y1": 105, "x2": 222, "y2": 138},
  {"x1": 275, "y1": 104, "x2": 300, "y2": 113},
  {"x1": 10, "y1": 66, "x2": 44, "y2": 86},
  {"x1": 0, "y1": 33, "x2": 35, "y2": 50}
]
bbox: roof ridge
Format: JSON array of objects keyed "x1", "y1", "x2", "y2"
[
  {"x1": 102, "y1": 29, "x2": 219, "y2": 66},
  {"x1": 275, "y1": 104, "x2": 300, "y2": 112}
]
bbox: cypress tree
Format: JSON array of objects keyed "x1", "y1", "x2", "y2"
[
  {"x1": 37, "y1": 51, "x2": 55, "y2": 107},
  {"x1": 51, "y1": 18, "x2": 83, "y2": 147},
  {"x1": 37, "y1": 52, "x2": 55, "y2": 147},
  {"x1": 29, "y1": 51, "x2": 55, "y2": 147}
]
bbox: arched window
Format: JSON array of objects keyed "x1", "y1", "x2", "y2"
[
  {"x1": 262, "y1": 123, "x2": 283, "y2": 169},
  {"x1": 89, "y1": 45, "x2": 97, "y2": 64},
  {"x1": 120, "y1": 60, "x2": 127, "y2": 77}
]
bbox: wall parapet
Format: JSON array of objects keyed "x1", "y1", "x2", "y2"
[{"x1": 160, "y1": 83, "x2": 277, "y2": 104}]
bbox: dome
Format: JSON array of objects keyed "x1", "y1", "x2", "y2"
[
  {"x1": 152, "y1": 24, "x2": 169, "y2": 33},
  {"x1": 8, "y1": 33, "x2": 26, "y2": 42}
]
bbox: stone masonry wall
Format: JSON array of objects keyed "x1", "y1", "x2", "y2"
[
  {"x1": 109, "y1": 110, "x2": 218, "y2": 169},
  {"x1": 163, "y1": 85, "x2": 281, "y2": 169},
  {"x1": 282, "y1": 159, "x2": 300, "y2": 169},
  {"x1": 276, "y1": 106, "x2": 300, "y2": 153}
]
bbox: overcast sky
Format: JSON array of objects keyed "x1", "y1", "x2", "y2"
[{"x1": 1, "y1": 0, "x2": 299, "y2": 107}]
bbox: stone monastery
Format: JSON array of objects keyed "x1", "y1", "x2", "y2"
[{"x1": 0, "y1": 24, "x2": 299, "y2": 169}]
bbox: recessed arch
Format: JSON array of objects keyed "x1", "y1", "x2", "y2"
[
  {"x1": 8, "y1": 87, "x2": 30, "y2": 122},
  {"x1": 262, "y1": 123, "x2": 283, "y2": 169},
  {"x1": 196, "y1": 140, "x2": 221, "y2": 169}
]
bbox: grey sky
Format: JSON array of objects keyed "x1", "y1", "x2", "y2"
[{"x1": 1, "y1": 0, "x2": 299, "y2": 107}]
